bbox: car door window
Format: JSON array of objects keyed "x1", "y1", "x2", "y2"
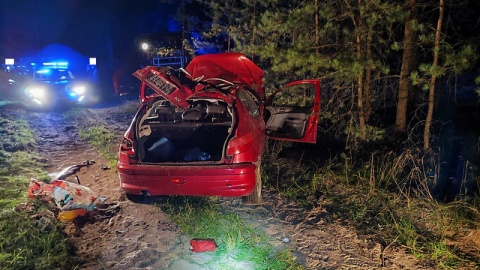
[
  {"x1": 238, "y1": 88, "x2": 261, "y2": 118},
  {"x1": 265, "y1": 81, "x2": 320, "y2": 143}
]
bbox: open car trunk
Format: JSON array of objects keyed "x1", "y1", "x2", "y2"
[{"x1": 135, "y1": 98, "x2": 234, "y2": 163}]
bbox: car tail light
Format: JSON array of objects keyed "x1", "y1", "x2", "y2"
[
  {"x1": 121, "y1": 137, "x2": 134, "y2": 151},
  {"x1": 120, "y1": 136, "x2": 137, "y2": 163},
  {"x1": 227, "y1": 132, "x2": 254, "y2": 155},
  {"x1": 171, "y1": 178, "x2": 187, "y2": 184},
  {"x1": 120, "y1": 126, "x2": 136, "y2": 160}
]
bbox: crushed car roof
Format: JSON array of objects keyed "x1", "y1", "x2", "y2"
[
  {"x1": 134, "y1": 53, "x2": 266, "y2": 108},
  {"x1": 185, "y1": 52, "x2": 264, "y2": 93}
]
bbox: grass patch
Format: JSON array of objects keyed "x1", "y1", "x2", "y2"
[
  {"x1": 117, "y1": 99, "x2": 141, "y2": 115},
  {"x1": 0, "y1": 175, "x2": 31, "y2": 209},
  {"x1": 78, "y1": 125, "x2": 118, "y2": 168},
  {"x1": 0, "y1": 210, "x2": 76, "y2": 270},
  {"x1": 0, "y1": 112, "x2": 77, "y2": 269},
  {"x1": 159, "y1": 197, "x2": 304, "y2": 270},
  {"x1": 0, "y1": 118, "x2": 35, "y2": 152},
  {"x1": 0, "y1": 151, "x2": 50, "y2": 179},
  {"x1": 261, "y1": 141, "x2": 480, "y2": 269}
]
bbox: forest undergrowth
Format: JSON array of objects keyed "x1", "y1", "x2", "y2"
[{"x1": 261, "y1": 139, "x2": 480, "y2": 269}]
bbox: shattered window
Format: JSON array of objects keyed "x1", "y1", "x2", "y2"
[{"x1": 238, "y1": 88, "x2": 260, "y2": 118}]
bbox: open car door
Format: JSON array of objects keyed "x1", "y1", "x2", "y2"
[{"x1": 264, "y1": 80, "x2": 321, "y2": 143}]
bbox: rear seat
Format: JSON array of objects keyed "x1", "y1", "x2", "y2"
[
  {"x1": 206, "y1": 104, "x2": 227, "y2": 122},
  {"x1": 182, "y1": 104, "x2": 204, "y2": 121},
  {"x1": 155, "y1": 104, "x2": 175, "y2": 122},
  {"x1": 155, "y1": 102, "x2": 229, "y2": 123}
]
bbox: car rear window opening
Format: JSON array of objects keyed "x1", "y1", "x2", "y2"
[{"x1": 136, "y1": 99, "x2": 233, "y2": 163}]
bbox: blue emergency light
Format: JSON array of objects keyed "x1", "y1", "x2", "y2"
[
  {"x1": 42, "y1": 62, "x2": 69, "y2": 68},
  {"x1": 36, "y1": 69, "x2": 51, "y2": 74}
]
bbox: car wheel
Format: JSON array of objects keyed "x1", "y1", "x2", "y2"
[{"x1": 243, "y1": 160, "x2": 262, "y2": 204}]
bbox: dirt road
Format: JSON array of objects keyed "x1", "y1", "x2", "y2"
[{"x1": 14, "y1": 102, "x2": 428, "y2": 269}]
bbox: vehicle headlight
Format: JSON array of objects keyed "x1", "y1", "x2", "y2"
[
  {"x1": 72, "y1": 85, "x2": 86, "y2": 95},
  {"x1": 27, "y1": 87, "x2": 46, "y2": 99}
]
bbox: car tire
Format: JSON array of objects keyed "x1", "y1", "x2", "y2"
[{"x1": 243, "y1": 160, "x2": 262, "y2": 204}]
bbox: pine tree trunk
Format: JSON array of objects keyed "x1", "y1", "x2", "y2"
[
  {"x1": 356, "y1": 0, "x2": 367, "y2": 141},
  {"x1": 251, "y1": 0, "x2": 257, "y2": 58},
  {"x1": 424, "y1": 0, "x2": 444, "y2": 150},
  {"x1": 396, "y1": 0, "x2": 417, "y2": 133},
  {"x1": 315, "y1": 0, "x2": 319, "y2": 55},
  {"x1": 364, "y1": 29, "x2": 373, "y2": 122},
  {"x1": 357, "y1": 74, "x2": 367, "y2": 141}
]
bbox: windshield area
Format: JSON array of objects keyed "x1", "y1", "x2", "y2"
[{"x1": 33, "y1": 69, "x2": 74, "y2": 82}]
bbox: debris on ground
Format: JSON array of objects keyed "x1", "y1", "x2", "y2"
[
  {"x1": 48, "y1": 160, "x2": 95, "y2": 184},
  {"x1": 189, "y1": 239, "x2": 217, "y2": 252},
  {"x1": 28, "y1": 178, "x2": 106, "y2": 222}
]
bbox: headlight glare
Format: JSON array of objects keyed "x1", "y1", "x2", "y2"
[
  {"x1": 28, "y1": 87, "x2": 45, "y2": 99},
  {"x1": 73, "y1": 85, "x2": 86, "y2": 95}
]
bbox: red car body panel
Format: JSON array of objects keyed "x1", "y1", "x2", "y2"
[
  {"x1": 133, "y1": 66, "x2": 195, "y2": 108},
  {"x1": 185, "y1": 52, "x2": 265, "y2": 96},
  {"x1": 117, "y1": 53, "x2": 320, "y2": 198},
  {"x1": 229, "y1": 91, "x2": 266, "y2": 164},
  {"x1": 118, "y1": 163, "x2": 256, "y2": 196}
]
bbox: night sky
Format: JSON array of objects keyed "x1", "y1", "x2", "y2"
[{"x1": 0, "y1": 0, "x2": 179, "y2": 65}]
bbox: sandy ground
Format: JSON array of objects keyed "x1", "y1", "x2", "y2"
[{"x1": 4, "y1": 101, "x2": 434, "y2": 270}]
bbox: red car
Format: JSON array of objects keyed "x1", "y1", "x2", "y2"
[{"x1": 117, "y1": 52, "x2": 320, "y2": 199}]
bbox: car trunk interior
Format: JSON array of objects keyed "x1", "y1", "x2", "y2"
[{"x1": 136, "y1": 98, "x2": 234, "y2": 163}]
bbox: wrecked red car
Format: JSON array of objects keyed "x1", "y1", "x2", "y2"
[{"x1": 117, "y1": 52, "x2": 320, "y2": 198}]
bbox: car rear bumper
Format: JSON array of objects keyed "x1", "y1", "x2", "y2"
[{"x1": 117, "y1": 162, "x2": 257, "y2": 197}]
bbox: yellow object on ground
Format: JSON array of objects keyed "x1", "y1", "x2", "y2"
[{"x1": 57, "y1": 208, "x2": 88, "y2": 222}]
